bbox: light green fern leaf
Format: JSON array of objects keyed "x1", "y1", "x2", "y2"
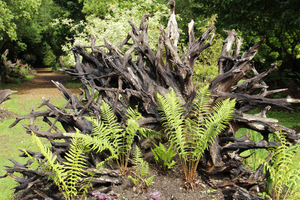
[
  {"x1": 266, "y1": 132, "x2": 300, "y2": 199},
  {"x1": 194, "y1": 84, "x2": 211, "y2": 117},
  {"x1": 151, "y1": 142, "x2": 177, "y2": 169},
  {"x1": 157, "y1": 90, "x2": 187, "y2": 158},
  {"x1": 31, "y1": 133, "x2": 68, "y2": 195},
  {"x1": 63, "y1": 132, "x2": 88, "y2": 196},
  {"x1": 192, "y1": 98, "x2": 235, "y2": 161},
  {"x1": 100, "y1": 101, "x2": 121, "y2": 130},
  {"x1": 145, "y1": 175, "x2": 155, "y2": 187}
]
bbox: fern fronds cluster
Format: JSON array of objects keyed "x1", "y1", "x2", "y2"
[
  {"x1": 157, "y1": 85, "x2": 236, "y2": 182},
  {"x1": 265, "y1": 131, "x2": 300, "y2": 200},
  {"x1": 151, "y1": 142, "x2": 177, "y2": 170},
  {"x1": 63, "y1": 133, "x2": 89, "y2": 198},
  {"x1": 80, "y1": 101, "x2": 149, "y2": 175},
  {"x1": 128, "y1": 146, "x2": 155, "y2": 189},
  {"x1": 29, "y1": 132, "x2": 89, "y2": 200}
]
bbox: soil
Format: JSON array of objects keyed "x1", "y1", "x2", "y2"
[
  {"x1": 0, "y1": 68, "x2": 226, "y2": 199},
  {"x1": 110, "y1": 165, "x2": 224, "y2": 200},
  {"x1": 8, "y1": 68, "x2": 81, "y2": 99}
]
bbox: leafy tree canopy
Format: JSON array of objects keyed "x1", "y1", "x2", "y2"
[
  {"x1": 60, "y1": 0, "x2": 169, "y2": 65},
  {"x1": 0, "y1": 0, "x2": 42, "y2": 49},
  {"x1": 190, "y1": 0, "x2": 300, "y2": 77},
  {"x1": 79, "y1": 0, "x2": 167, "y2": 18}
]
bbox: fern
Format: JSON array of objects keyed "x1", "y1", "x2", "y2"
[
  {"x1": 151, "y1": 142, "x2": 177, "y2": 170},
  {"x1": 157, "y1": 89, "x2": 187, "y2": 159},
  {"x1": 63, "y1": 132, "x2": 89, "y2": 198},
  {"x1": 29, "y1": 132, "x2": 90, "y2": 200},
  {"x1": 128, "y1": 146, "x2": 155, "y2": 189},
  {"x1": 30, "y1": 133, "x2": 67, "y2": 191},
  {"x1": 157, "y1": 87, "x2": 236, "y2": 182},
  {"x1": 265, "y1": 131, "x2": 300, "y2": 200},
  {"x1": 82, "y1": 101, "x2": 150, "y2": 175}
]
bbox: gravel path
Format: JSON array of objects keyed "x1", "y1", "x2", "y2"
[{"x1": 9, "y1": 68, "x2": 81, "y2": 99}]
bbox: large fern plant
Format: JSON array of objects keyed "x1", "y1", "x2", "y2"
[
  {"x1": 157, "y1": 85, "x2": 236, "y2": 183},
  {"x1": 78, "y1": 101, "x2": 151, "y2": 175},
  {"x1": 27, "y1": 132, "x2": 89, "y2": 200}
]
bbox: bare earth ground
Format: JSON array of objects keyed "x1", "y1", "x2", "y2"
[
  {"x1": 0, "y1": 68, "x2": 81, "y2": 122},
  {"x1": 1, "y1": 68, "x2": 225, "y2": 199},
  {"x1": 9, "y1": 68, "x2": 81, "y2": 99}
]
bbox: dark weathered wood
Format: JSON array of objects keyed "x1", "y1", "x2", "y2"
[
  {"x1": 3, "y1": 1, "x2": 300, "y2": 199},
  {"x1": 0, "y1": 89, "x2": 17, "y2": 105}
]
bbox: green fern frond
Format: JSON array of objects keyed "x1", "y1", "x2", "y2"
[
  {"x1": 128, "y1": 175, "x2": 139, "y2": 185},
  {"x1": 265, "y1": 131, "x2": 300, "y2": 200},
  {"x1": 63, "y1": 132, "x2": 89, "y2": 197},
  {"x1": 157, "y1": 89, "x2": 235, "y2": 182},
  {"x1": 100, "y1": 101, "x2": 121, "y2": 129},
  {"x1": 31, "y1": 133, "x2": 69, "y2": 196},
  {"x1": 126, "y1": 105, "x2": 143, "y2": 121},
  {"x1": 145, "y1": 175, "x2": 155, "y2": 187},
  {"x1": 157, "y1": 90, "x2": 187, "y2": 158},
  {"x1": 194, "y1": 84, "x2": 211, "y2": 117},
  {"x1": 192, "y1": 98, "x2": 235, "y2": 160},
  {"x1": 130, "y1": 146, "x2": 155, "y2": 188},
  {"x1": 132, "y1": 146, "x2": 144, "y2": 165},
  {"x1": 83, "y1": 101, "x2": 148, "y2": 174},
  {"x1": 133, "y1": 147, "x2": 149, "y2": 177},
  {"x1": 152, "y1": 142, "x2": 177, "y2": 170}
]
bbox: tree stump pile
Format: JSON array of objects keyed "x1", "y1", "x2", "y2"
[{"x1": 2, "y1": 0, "x2": 299, "y2": 199}]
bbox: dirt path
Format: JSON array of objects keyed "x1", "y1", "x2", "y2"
[{"x1": 9, "y1": 68, "x2": 81, "y2": 99}]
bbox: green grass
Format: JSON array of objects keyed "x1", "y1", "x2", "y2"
[
  {"x1": 235, "y1": 109, "x2": 300, "y2": 168},
  {"x1": 0, "y1": 94, "x2": 67, "y2": 199},
  {"x1": 266, "y1": 110, "x2": 300, "y2": 128},
  {"x1": 65, "y1": 82, "x2": 82, "y2": 88}
]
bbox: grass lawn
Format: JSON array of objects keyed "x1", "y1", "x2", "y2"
[{"x1": 0, "y1": 94, "x2": 67, "y2": 200}]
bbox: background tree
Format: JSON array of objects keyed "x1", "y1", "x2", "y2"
[
  {"x1": 60, "y1": 0, "x2": 170, "y2": 65},
  {"x1": 0, "y1": 0, "x2": 85, "y2": 69},
  {"x1": 0, "y1": 0, "x2": 42, "y2": 58},
  {"x1": 177, "y1": 0, "x2": 300, "y2": 88}
]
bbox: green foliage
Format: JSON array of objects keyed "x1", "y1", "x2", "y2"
[
  {"x1": 79, "y1": 101, "x2": 149, "y2": 175},
  {"x1": 28, "y1": 132, "x2": 90, "y2": 199},
  {"x1": 63, "y1": 133, "x2": 91, "y2": 198},
  {"x1": 240, "y1": 130, "x2": 269, "y2": 172},
  {"x1": 265, "y1": 131, "x2": 300, "y2": 200},
  {"x1": 151, "y1": 143, "x2": 177, "y2": 171},
  {"x1": 61, "y1": 0, "x2": 169, "y2": 65},
  {"x1": 128, "y1": 146, "x2": 155, "y2": 189},
  {"x1": 0, "y1": 0, "x2": 41, "y2": 42},
  {"x1": 157, "y1": 86, "x2": 236, "y2": 182},
  {"x1": 0, "y1": 0, "x2": 83, "y2": 68},
  {"x1": 42, "y1": 42, "x2": 57, "y2": 67},
  {"x1": 194, "y1": 0, "x2": 300, "y2": 85},
  {"x1": 79, "y1": 102, "x2": 123, "y2": 168}
]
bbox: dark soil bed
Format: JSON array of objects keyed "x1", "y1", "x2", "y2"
[{"x1": 110, "y1": 167, "x2": 224, "y2": 200}]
